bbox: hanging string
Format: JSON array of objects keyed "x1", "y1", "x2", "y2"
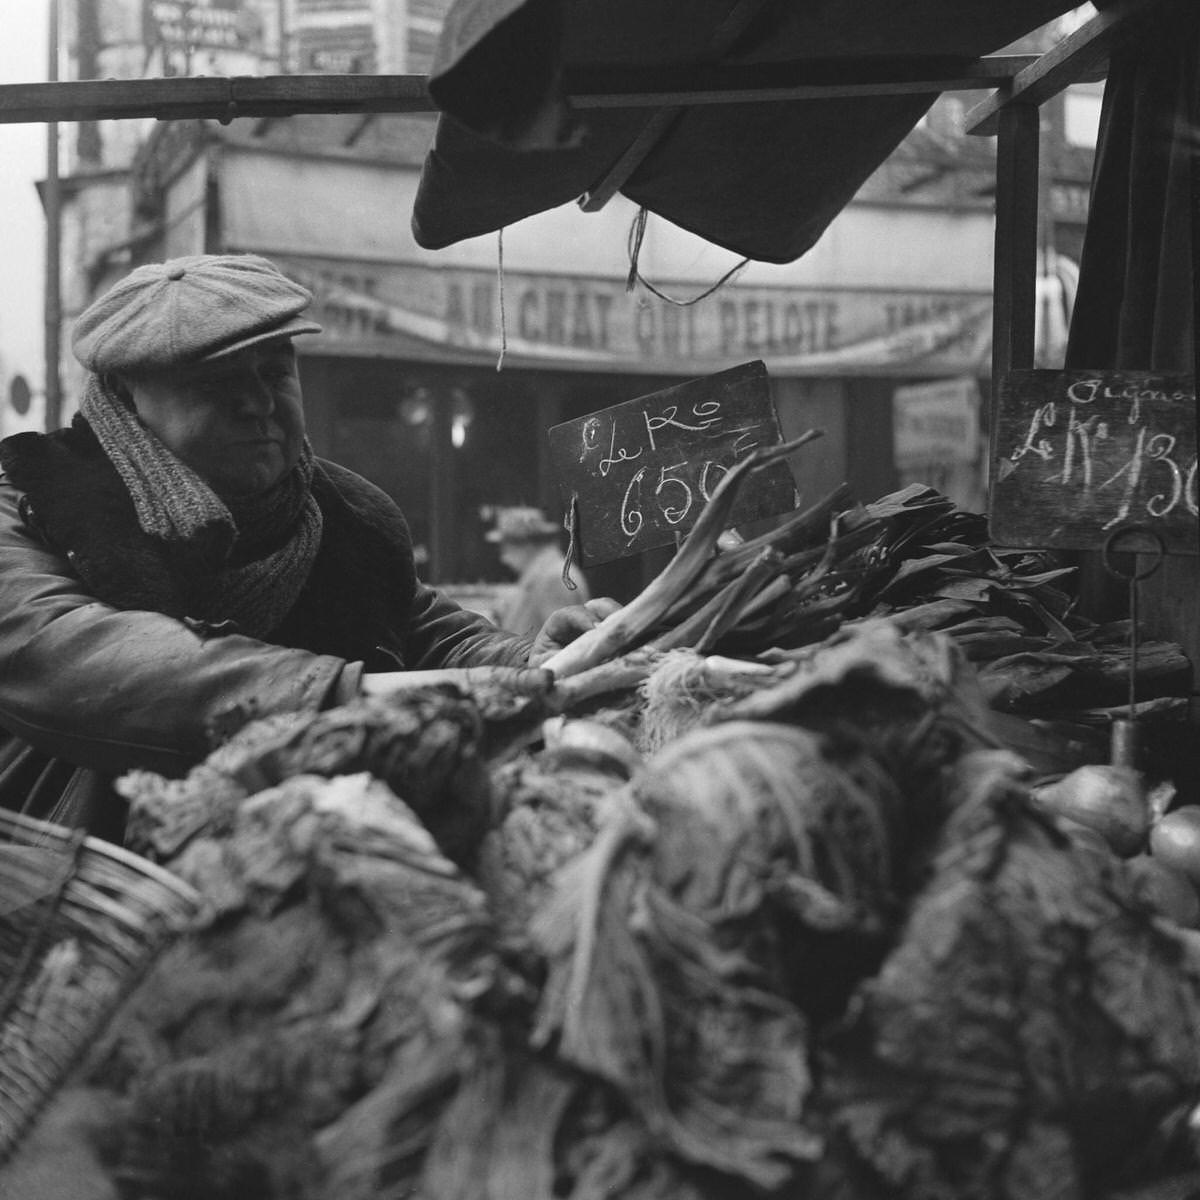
[
  {"x1": 625, "y1": 206, "x2": 751, "y2": 306},
  {"x1": 496, "y1": 226, "x2": 508, "y2": 372},
  {"x1": 625, "y1": 206, "x2": 649, "y2": 293},
  {"x1": 637, "y1": 258, "x2": 751, "y2": 306},
  {"x1": 561, "y1": 492, "x2": 581, "y2": 591}
]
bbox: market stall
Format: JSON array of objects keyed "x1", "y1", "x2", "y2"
[{"x1": 1, "y1": 1, "x2": 1198, "y2": 1196}]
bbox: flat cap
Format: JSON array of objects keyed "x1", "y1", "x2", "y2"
[{"x1": 72, "y1": 253, "x2": 322, "y2": 373}]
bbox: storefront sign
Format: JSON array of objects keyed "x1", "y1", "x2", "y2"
[
  {"x1": 296, "y1": 25, "x2": 376, "y2": 73},
  {"x1": 546, "y1": 362, "x2": 795, "y2": 565},
  {"x1": 280, "y1": 258, "x2": 992, "y2": 376},
  {"x1": 893, "y1": 377, "x2": 980, "y2": 467},
  {"x1": 296, "y1": 0, "x2": 370, "y2": 11},
  {"x1": 991, "y1": 369, "x2": 1198, "y2": 556},
  {"x1": 291, "y1": 0, "x2": 375, "y2": 72},
  {"x1": 144, "y1": 0, "x2": 249, "y2": 50}
]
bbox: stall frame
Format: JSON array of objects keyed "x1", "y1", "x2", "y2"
[{"x1": 0, "y1": 0, "x2": 1192, "y2": 649}]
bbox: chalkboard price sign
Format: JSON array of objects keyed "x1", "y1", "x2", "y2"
[
  {"x1": 547, "y1": 361, "x2": 796, "y2": 566},
  {"x1": 990, "y1": 369, "x2": 1198, "y2": 555}
]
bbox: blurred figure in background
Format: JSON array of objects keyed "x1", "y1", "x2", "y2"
[{"x1": 488, "y1": 506, "x2": 590, "y2": 637}]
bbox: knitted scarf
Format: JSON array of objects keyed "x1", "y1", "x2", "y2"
[{"x1": 80, "y1": 373, "x2": 323, "y2": 638}]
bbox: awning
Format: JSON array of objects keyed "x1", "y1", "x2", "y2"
[{"x1": 412, "y1": 0, "x2": 1081, "y2": 264}]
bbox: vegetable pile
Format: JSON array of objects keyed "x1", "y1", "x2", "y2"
[
  {"x1": 549, "y1": 441, "x2": 1191, "y2": 778},
  {"x1": 5, "y1": 463, "x2": 1198, "y2": 1200}
]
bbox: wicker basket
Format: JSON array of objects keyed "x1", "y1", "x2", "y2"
[{"x1": 0, "y1": 807, "x2": 202, "y2": 1165}]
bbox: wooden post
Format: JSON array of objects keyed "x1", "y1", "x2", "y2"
[
  {"x1": 990, "y1": 102, "x2": 1041, "y2": 383},
  {"x1": 988, "y1": 101, "x2": 1041, "y2": 529}
]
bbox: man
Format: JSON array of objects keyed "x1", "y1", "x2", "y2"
[
  {"x1": 0, "y1": 254, "x2": 613, "y2": 840},
  {"x1": 488, "y1": 505, "x2": 590, "y2": 637}
]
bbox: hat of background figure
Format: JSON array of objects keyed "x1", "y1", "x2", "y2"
[
  {"x1": 71, "y1": 253, "x2": 323, "y2": 374},
  {"x1": 485, "y1": 506, "x2": 561, "y2": 543}
]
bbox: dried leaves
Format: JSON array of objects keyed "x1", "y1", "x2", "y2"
[
  {"x1": 86, "y1": 771, "x2": 502, "y2": 1200},
  {"x1": 811, "y1": 751, "x2": 1200, "y2": 1200},
  {"x1": 122, "y1": 689, "x2": 494, "y2": 868}
]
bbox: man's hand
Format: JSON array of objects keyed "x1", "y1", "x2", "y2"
[{"x1": 528, "y1": 597, "x2": 622, "y2": 668}]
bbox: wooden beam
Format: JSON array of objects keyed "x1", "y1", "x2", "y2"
[
  {"x1": 965, "y1": 0, "x2": 1168, "y2": 136},
  {"x1": 0, "y1": 55, "x2": 1035, "y2": 128},
  {"x1": 0, "y1": 74, "x2": 437, "y2": 125},
  {"x1": 572, "y1": 54, "x2": 1033, "y2": 213},
  {"x1": 577, "y1": 0, "x2": 778, "y2": 213},
  {"x1": 569, "y1": 54, "x2": 1037, "y2": 109},
  {"x1": 579, "y1": 107, "x2": 683, "y2": 212}
]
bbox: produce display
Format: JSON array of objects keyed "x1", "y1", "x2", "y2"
[{"x1": 3, "y1": 459, "x2": 1198, "y2": 1200}]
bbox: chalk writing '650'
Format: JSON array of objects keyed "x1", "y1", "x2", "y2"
[{"x1": 620, "y1": 462, "x2": 729, "y2": 539}]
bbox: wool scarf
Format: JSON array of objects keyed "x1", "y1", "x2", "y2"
[{"x1": 80, "y1": 373, "x2": 323, "y2": 637}]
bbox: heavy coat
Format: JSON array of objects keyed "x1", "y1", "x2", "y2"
[{"x1": 0, "y1": 418, "x2": 530, "y2": 839}]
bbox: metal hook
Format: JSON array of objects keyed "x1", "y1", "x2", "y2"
[
  {"x1": 1101, "y1": 524, "x2": 1166, "y2": 582},
  {"x1": 1101, "y1": 525, "x2": 1167, "y2": 765}
]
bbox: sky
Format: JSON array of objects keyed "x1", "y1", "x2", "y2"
[{"x1": 0, "y1": 0, "x2": 50, "y2": 400}]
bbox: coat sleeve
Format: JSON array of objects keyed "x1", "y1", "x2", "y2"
[
  {"x1": 0, "y1": 481, "x2": 358, "y2": 778},
  {"x1": 402, "y1": 583, "x2": 534, "y2": 669}
]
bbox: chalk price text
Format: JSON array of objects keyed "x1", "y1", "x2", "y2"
[
  {"x1": 1006, "y1": 378, "x2": 1199, "y2": 529},
  {"x1": 576, "y1": 397, "x2": 764, "y2": 544}
]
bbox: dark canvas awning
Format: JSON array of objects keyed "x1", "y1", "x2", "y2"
[{"x1": 412, "y1": 0, "x2": 1081, "y2": 264}]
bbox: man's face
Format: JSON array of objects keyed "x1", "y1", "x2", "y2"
[{"x1": 123, "y1": 341, "x2": 306, "y2": 498}]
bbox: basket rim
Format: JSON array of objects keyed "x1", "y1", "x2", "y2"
[{"x1": 0, "y1": 809, "x2": 200, "y2": 910}]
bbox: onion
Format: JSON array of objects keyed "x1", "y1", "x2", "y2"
[
  {"x1": 1123, "y1": 854, "x2": 1200, "y2": 927},
  {"x1": 1149, "y1": 806, "x2": 1200, "y2": 886},
  {"x1": 1057, "y1": 818, "x2": 1119, "y2": 862},
  {"x1": 1031, "y1": 765, "x2": 1149, "y2": 857}
]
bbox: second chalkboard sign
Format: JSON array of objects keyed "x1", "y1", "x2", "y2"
[
  {"x1": 990, "y1": 369, "x2": 1198, "y2": 555},
  {"x1": 547, "y1": 361, "x2": 796, "y2": 566}
]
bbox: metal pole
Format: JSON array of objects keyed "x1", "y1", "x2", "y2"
[{"x1": 43, "y1": 0, "x2": 62, "y2": 433}]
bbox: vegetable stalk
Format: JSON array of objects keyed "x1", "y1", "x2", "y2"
[{"x1": 541, "y1": 431, "x2": 824, "y2": 679}]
